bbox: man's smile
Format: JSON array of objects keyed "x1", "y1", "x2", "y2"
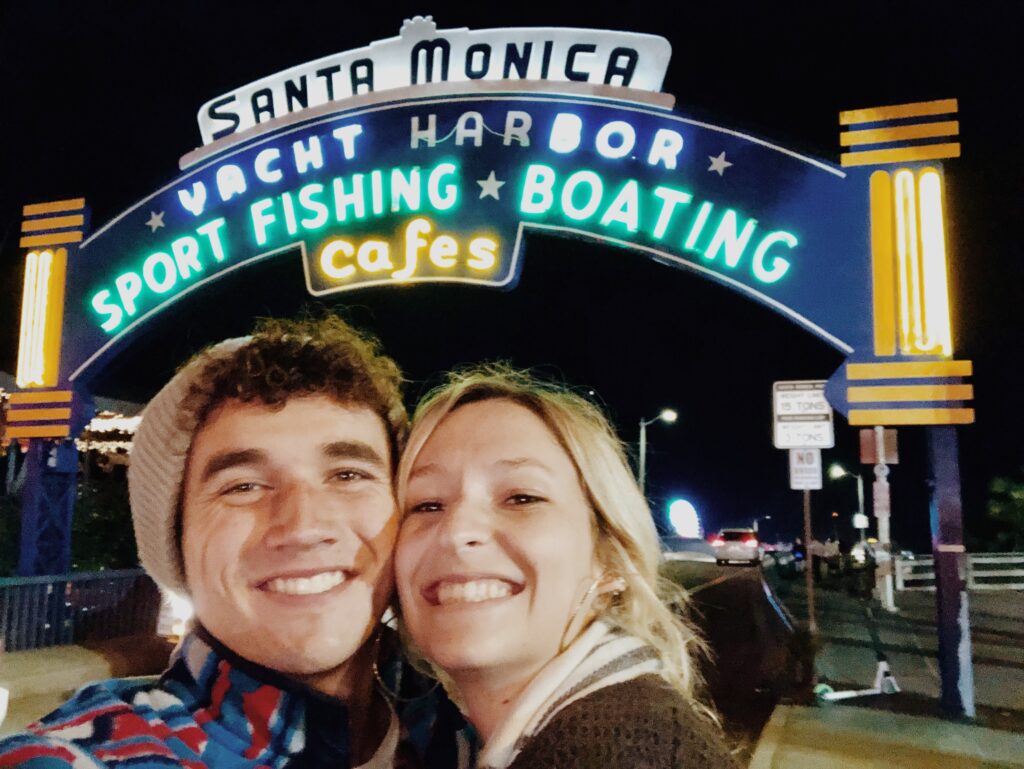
[{"x1": 259, "y1": 569, "x2": 351, "y2": 596}]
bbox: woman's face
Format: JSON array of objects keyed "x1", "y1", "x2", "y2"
[{"x1": 396, "y1": 398, "x2": 599, "y2": 686}]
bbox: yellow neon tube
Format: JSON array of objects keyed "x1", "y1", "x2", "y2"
[
  {"x1": 894, "y1": 170, "x2": 920, "y2": 353},
  {"x1": 918, "y1": 169, "x2": 953, "y2": 356},
  {"x1": 15, "y1": 249, "x2": 59, "y2": 388},
  {"x1": 31, "y1": 251, "x2": 53, "y2": 384},
  {"x1": 16, "y1": 252, "x2": 40, "y2": 388}
]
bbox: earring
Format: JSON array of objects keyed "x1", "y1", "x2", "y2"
[
  {"x1": 371, "y1": 624, "x2": 440, "y2": 703},
  {"x1": 602, "y1": 575, "x2": 627, "y2": 596},
  {"x1": 559, "y1": 577, "x2": 602, "y2": 653}
]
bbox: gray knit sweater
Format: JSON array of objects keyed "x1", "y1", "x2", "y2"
[{"x1": 505, "y1": 675, "x2": 739, "y2": 769}]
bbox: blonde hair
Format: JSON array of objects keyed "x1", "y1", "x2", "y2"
[{"x1": 397, "y1": 363, "x2": 710, "y2": 709}]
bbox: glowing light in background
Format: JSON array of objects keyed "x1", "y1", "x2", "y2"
[
  {"x1": 668, "y1": 498, "x2": 702, "y2": 538},
  {"x1": 157, "y1": 591, "x2": 195, "y2": 640}
]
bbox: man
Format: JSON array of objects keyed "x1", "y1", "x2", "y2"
[{"x1": 0, "y1": 316, "x2": 461, "y2": 768}]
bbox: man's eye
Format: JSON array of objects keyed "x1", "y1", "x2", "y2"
[
  {"x1": 222, "y1": 481, "x2": 263, "y2": 496},
  {"x1": 332, "y1": 469, "x2": 370, "y2": 482}
]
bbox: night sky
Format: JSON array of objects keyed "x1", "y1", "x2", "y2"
[{"x1": 1, "y1": 2, "x2": 1020, "y2": 550}]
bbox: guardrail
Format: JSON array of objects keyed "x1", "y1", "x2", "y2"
[
  {"x1": 895, "y1": 553, "x2": 1024, "y2": 592},
  {"x1": 0, "y1": 569, "x2": 161, "y2": 652}
]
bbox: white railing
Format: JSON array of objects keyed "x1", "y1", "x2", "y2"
[{"x1": 894, "y1": 553, "x2": 1024, "y2": 591}]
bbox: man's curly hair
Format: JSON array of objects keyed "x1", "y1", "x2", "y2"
[{"x1": 180, "y1": 315, "x2": 408, "y2": 469}]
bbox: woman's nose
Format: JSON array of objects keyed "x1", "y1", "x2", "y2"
[{"x1": 440, "y1": 496, "x2": 493, "y2": 551}]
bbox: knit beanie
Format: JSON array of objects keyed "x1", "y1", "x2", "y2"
[{"x1": 128, "y1": 337, "x2": 250, "y2": 594}]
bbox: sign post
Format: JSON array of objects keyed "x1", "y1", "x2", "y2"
[
  {"x1": 802, "y1": 488, "x2": 817, "y2": 634},
  {"x1": 789, "y1": 448, "x2": 822, "y2": 634},
  {"x1": 860, "y1": 427, "x2": 898, "y2": 611},
  {"x1": 775, "y1": 381, "x2": 833, "y2": 635},
  {"x1": 872, "y1": 426, "x2": 896, "y2": 612}
]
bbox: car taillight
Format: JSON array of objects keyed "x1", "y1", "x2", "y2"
[
  {"x1": 743, "y1": 537, "x2": 759, "y2": 548},
  {"x1": 711, "y1": 538, "x2": 724, "y2": 547}
]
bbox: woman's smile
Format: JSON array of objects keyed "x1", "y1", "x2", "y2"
[{"x1": 424, "y1": 575, "x2": 525, "y2": 606}]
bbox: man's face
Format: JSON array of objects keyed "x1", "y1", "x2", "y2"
[{"x1": 180, "y1": 395, "x2": 397, "y2": 694}]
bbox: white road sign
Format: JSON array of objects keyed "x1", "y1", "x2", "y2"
[
  {"x1": 773, "y1": 380, "x2": 834, "y2": 449},
  {"x1": 789, "y1": 448, "x2": 823, "y2": 490}
]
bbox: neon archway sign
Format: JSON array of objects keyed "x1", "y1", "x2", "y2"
[
  {"x1": 15, "y1": 18, "x2": 972, "y2": 430},
  {"x1": 63, "y1": 90, "x2": 869, "y2": 381}
]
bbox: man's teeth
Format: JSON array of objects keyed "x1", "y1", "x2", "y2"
[
  {"x1": 437, "y1": 579, "x2": 513, "y2": 605},
  {"x1": 265, "y1": 571, "x2": 346, "y2": 595}
]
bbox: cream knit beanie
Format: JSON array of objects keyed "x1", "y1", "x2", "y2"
[{"x1": 128, "y1": 337, "x2": 250, "y2": 594}]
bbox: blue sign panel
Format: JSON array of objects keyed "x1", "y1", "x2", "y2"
[{"x1": 62, "y1": 91, "x2": 873, "y2": 385}]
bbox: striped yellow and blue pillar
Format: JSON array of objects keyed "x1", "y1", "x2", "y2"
[
  {"x1": 838, "y1": 99, "x2": 974, "y2": 719},
  {"x1": 5, "y1": 198, "x2": 92, "y2": 576}
]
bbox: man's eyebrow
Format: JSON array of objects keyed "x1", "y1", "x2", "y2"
[
  {"x1": 322, "y1": 440, "x2": 386, "y2": 468},
  {"x1": 201, "y1": 449, "x2": 266, "y2": 483}
]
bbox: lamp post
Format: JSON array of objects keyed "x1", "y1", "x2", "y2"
[
  {"x1": 829, "y1": 463, "x2": 865, "y2": 545},
  {"x1": 638, "y1": 408, "x2": 677, "y2": 495}
]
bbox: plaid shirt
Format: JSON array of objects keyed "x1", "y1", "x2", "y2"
[{"x1": 0, "y1": 632, "x2": 468, "y2": 768}]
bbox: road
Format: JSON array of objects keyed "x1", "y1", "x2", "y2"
[{"x1": 660, "y1": 558, "x2": 804, "y2": 753}]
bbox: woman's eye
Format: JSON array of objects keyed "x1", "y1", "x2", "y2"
[
  {"x1": 409, "y1": 500, "x2": 443, "y2": 514},
  {"x1": 507, "y1": 493, "x2": 544, "y2": 505}
]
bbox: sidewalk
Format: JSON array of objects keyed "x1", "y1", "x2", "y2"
[
  {"x1": 0, "y1": 635, "x2": 170, "y2": 737},
  {"x1": 774, "y1": 573, "x2": 1024, "y2": 720},
  {"x1": 750, "y1": 703, "x2": 1024, "y2": 768},
  {"x1": 756, "y1": 571, "x2": 1024, "y2": 766}
]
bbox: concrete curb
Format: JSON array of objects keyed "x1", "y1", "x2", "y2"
[
  {"x1": 748, "y1": 703, "x2": 788, "y2": 769},
  {"x1": 745, "y1": 703, "x2": 1024, "y2": 768}
]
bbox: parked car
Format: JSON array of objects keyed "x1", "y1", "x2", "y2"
[{"x1": 711, "y1": 528, "x2": 762, "y2": 565}]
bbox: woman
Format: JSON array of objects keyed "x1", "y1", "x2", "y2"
[{"x1": 395, "y1": 365, "x2": 737, "y2": 769}]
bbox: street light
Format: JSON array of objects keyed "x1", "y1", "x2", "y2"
[
  {"x1": 639, "y1": 408, "x2": 677, "y2": 494},
  {"x1": 829, "y1": 462, "x2": 865, "y2": 544}
]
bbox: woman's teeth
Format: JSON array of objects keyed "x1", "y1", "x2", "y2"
[
  {"x1": 436, "y1": 579, "x2": 513, "y2": 605},
  {"x1": 265, "y1": 571, "x2": 346, "y2": 595}
]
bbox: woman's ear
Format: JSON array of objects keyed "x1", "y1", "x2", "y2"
[{"x1": 595, "y1": 572, "x2": 626, "y2": 596}]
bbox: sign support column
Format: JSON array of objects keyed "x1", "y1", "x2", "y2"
[
  {"x1": 802, "y1": 488, "x2": 817, "y2": 634},
  {"x1": 872, "y1": 426, "x2": 897, "y2": 612},
  {"x1": 790, "y1": 447, "x2": 822, "y2": 634},
  {"x1": 927, "y1": 425, "x2": 975, "y2": 719},
  {"x1": 775, "y1": 382, "x2": 831, "y2": 636}
]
